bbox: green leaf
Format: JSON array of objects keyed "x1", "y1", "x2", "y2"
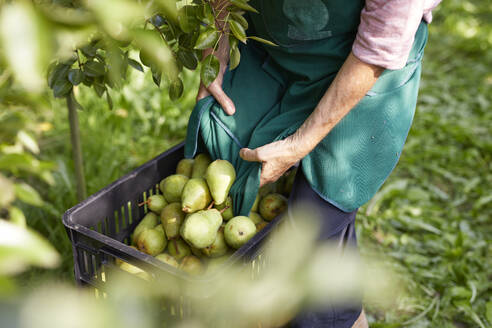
[
  {"x1": 178, "y1": 6, "x2": 199, "y2": 33},
  {"x1": 14, "y1": 183, "x2": 43, "y2": 207},
  {"x1": 199, "y1": 3, "x2": 215, "y2": 25},
  {"x1": 200, "y1": 54, "x2": 219, "y2": 87},
  {"x1": 9, "y1": 206, "x2": 26, "y2": 228},
  {"x1": 106, "y1": 92, "x2": 113, "y2": 110},
  {"x1": 177, "y1": 49, "x2": 198, "y2": 70},
  {"x1": 229, "y1": 0, "x2": 259, "y2": 14},
  {"x1": 0, "y1": 174, "x2": 15, "y2": 207},
  {"x1": 230, "y1": 12, "x2": 248, "y2": 30},
  {"x1": 83, "y1": 60, "x2": 105, "y2": 77},
  {"x1": 179, "y1": 33, "x2": 199, "y2": 49},
  {"x1": 47, "y1": 64, "x2": 69, "y2": 89},
  {"x1": 0, "y1": 220, "x2": 60, "y2": 275},
  {"x1": 132, "y1": 28, "x2": 178, "y2": 81},
  {"x1": 169, "y1": 77, "x2": 184, "y2": 100},
  {"x1": 155, "y1": 0, "x2": 178, "y2": 25},
  {"x1": 52, "y1": 77, "x2": 72, "y2": 98},
  {"x1": 151, "y1": 68, "x2": 162, "y2": 87},
  {"x1": 229, "y1": 20, "x2": 247, "y2": 43},
  {"x1": 248, "y1": 36, "x2": 278, "y2": 47},
  {"x1": 82, "y1": 75, "x2": 94, "y2": 87},
  {"x1": 486, "y1": 301, "x2": 492, "y2": 325},
  {"x1": 67, "y1": 69, "x2": 84, "y2": 85},
  {"x1": 194, "y1": 28, "x2": 219, "y2": 50},
  {"x1": 0, "y1": 2, "x2": 49, "y2": 91},
  {"x1": 139, "y1": 50, "x2": 152, "y2": 67},
  {"x1": 17, "y1": 130, "x2": 39, "y2": 154},
  {"x1": 93, "y1": 81, "x2": 106, "y2": 97},
  {"x1": 68, "y1": 92, "x2": 84, "y2": 111},
  {"x1": 127, "y1": 58, "x2": 144, "y2": 72},
  {"x1": 229, "y1": 43, "x2": 240, "y2": 70},
  {"x1": 80, "y1": 43, "x2": 97, "y2": 58}
]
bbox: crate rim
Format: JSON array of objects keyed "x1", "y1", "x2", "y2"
[{"x1": 62, "y1": 141, "x2": 186, "y2": 230}]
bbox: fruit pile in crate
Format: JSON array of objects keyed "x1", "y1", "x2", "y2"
[{"x1": 119, "y1": 153, "x2": 295, "y2": 277}]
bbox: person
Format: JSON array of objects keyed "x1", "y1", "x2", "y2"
[{"x1": 188, "y1": 1, "x2": 441, "y2": 327}]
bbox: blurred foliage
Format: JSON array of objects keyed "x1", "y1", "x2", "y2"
[
  {"x1": 0, "y1": 69, "x2": 60, "y2": 286},
  {"x1": 1, "y1": 0, "x2": 272, "y2": 104},
  {"x1": 1, "y1": 212, "x2": 396, "y2": 328}
]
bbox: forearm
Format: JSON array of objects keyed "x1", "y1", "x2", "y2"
[
  {"x1": 290, "y1": 52, "x2": 384, "y2": 158},
  {"x1": 204, "y1": 0, "x2": 230, "y2": 67}
]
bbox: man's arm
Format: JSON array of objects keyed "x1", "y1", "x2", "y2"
[
  {"x1": 196, "y1": 0, "x2": 236, "y2": 115},
  {"x1": 240, "y1": 52, "x2": 384, "y2": 186}
]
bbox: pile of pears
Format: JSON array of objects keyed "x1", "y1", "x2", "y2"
[{"x1": 117, "y1": 153, "x2": 295, "y2": 277}]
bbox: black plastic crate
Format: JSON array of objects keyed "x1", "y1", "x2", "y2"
[{"x1": 63, "y1": 142, "x2": 283, "y2": 296}]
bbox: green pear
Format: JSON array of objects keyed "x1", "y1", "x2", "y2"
[
  {"x1": 181, "y1": 178, "x2": 212, "y2": 213},
  {"x1": 215, "y1": 196, "x2": 234, "y2": 221},
  {"x1": 119, "y1": 262, "x2": 150, "y2": 281},
  {"x1": 274, "y1": 175, "x2": 287, "y2": 194},
  {"x1": 155, "y1": 253, "x2": 179, "y2": 268},
  {"x1": 115, "y1": 245, "x2": 138, "y2": 266},
  {"x1": 202, "y1": 227, "x2": 229, "y2": 258},
  {"x1": 259, "y1": 193, "x2": 288, "y2": 221},
  {"x1": 224, "y1": 216, "x2": 257, "y2": 249},
  {"x1": 180, "y1": 211, "x2": 217, "y2": 248},
  {"x1": 179, "y1": 256, "x2": 204, "y2": 275},
  {"x1": 283, "y1": 168, "x2": 297, "y2": 196},
  {"x1": 137, "y1": 227, "x2": 167, "y2": 256},
  {"x1": 168, "y1": 238, "x2": 191, "y2": 260},
  {"x1": 142, "y1": 194, "x2": 167, "y2": 214},
  {"x1": 205, "y1": 159, "x2": 236, "y2": 205},
  {"x1": 251, "y1": 193, "x2": 260, "y2": 212},
  {"x1": 132, "y1": 212, "x2": 159, "y2": 245},
  {"x1": 176, "y1": 158, "x2": 194, "y2": 177},
  {"x1": 160, "y1": 174, "x2": 189, "y2": 203},
  {"x1": 191, "y1": 153, "x2": 212, "y2": 178},
  {"x1": 201, "y1": 208, "x2": 223, "y2": 231},
  {"x1": 190, "y1": 245, "x2": 205, "y2": 258},
  {"x1": 256, "y1": 221, "x2": 268, "y2": 232},
  {"x1": 249, "y1": 212, "x2": 264, "y2": 225},
  {"x1": 259, "y1": 183, "x2": 275, "y2": 197},
  {"x1": 154, "y1": 224, "x2": 166, "y2": 239},
  {"x1": 161, "y1": 202, "x2": 185, "y2": 239}
]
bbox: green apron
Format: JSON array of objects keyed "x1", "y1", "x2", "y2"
[{"x1": 185, "y1": 0, "x2": 428, "y2": 216}]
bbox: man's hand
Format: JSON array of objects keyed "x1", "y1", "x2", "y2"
[
  {"x1": 240, "y1": 138, "x2": 301, "y2": 187},
  {"x1": 240, "y1": 52, "x2": 383, "y2": 186}
]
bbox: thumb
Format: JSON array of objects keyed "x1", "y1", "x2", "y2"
[
  {"x1": 209, "y1": 82, "x2": 236, "y2": 115},
  {"x1": 240, "y1": 148, "x2": 262, "y2": 163}
]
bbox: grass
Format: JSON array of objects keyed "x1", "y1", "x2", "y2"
[{"x1": 18, "y1": 1, "x2": 491, "y2": 326}]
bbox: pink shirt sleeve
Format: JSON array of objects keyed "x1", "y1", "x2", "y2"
[{"x1": 353, "y1": 0, "x2": 441, "y2": 70}]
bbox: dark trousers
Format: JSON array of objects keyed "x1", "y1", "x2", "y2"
[{"x1": 286, "y1": 169, "x2": 362, "y2": 328}]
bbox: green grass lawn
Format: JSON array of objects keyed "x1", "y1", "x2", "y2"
[{"x1": 19, "y1": 1, "x2": 491, "y2": 327}]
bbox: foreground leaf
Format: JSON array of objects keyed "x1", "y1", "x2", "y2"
[
  {"x1": 0, "y1": 220, "x2": 60, "y2": 275},
  {"x1": 14, "y1": 183, "x2": 43, "y2": 207}
]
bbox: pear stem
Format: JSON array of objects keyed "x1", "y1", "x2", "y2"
[
  {"x1": 173, "y1": 239, "x2": 179, "y2": 255},
  {"x1": 207, "y1": 201, "x2": 215, "y2": 210},
  {"x1": 219, "y1": 206, "x2": 230, "y2": 214},
  {"x1": 138, "y1": 200, "x2": 149, "y2": 207}
]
